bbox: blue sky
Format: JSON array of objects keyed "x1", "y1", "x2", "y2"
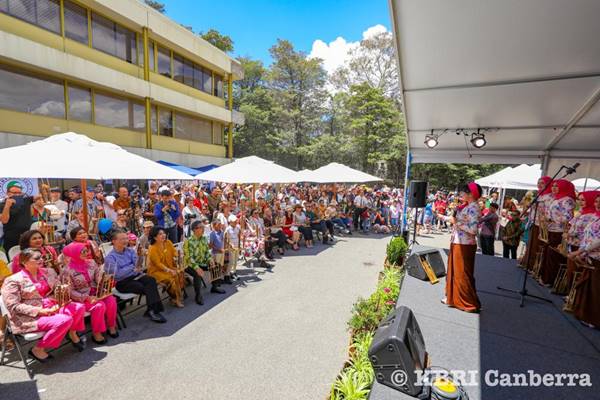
[{"x1": 162, "y1": 0, "x2": 391, "y2": 68}]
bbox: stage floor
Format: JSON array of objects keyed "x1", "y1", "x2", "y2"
[{"x1": 370, "y1": 241, "x2": 600, "y2": 400}]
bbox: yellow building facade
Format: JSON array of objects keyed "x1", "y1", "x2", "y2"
[{"x1": 0, "y1": 0, "x2": 243, "y2": 167}]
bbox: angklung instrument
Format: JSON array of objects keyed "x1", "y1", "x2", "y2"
[
  {"x1": 53, "y1": 275, "x2": 72, "y2": 307},
  {"x1": 95, "y1": 265, "x2": 115, "y2": 300}
]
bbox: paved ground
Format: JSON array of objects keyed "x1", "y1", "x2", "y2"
[{"x1": 1, "y1": 234, "x2": 388, "y2": 400}]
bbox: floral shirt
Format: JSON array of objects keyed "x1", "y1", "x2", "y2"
[
  {"x1": 547, "y1": 197, "x2": 575, "y2": 232},
  {"x1": 579, "y1": 218, "x2": 600, "y2": 261},
  {"x1": 450, "y1": 201, "x2": 480, "y2": 245},
  {"x1": 535, "y1": 193, "x2": 554, "y2": 226},
  {"x1": 567, "y1": 213, "x2": 599, "y2": 247},
  {"x1": 183, "y1": 235, "x2": 211, "y2": 270}
]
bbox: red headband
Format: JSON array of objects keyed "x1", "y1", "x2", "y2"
[{"x1": 468, "y1": 182, "x2": 481, "y2": 200}]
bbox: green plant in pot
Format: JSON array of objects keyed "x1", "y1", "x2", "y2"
[{"x1": 386, "y1": 236, "x2": 408, "y2": 266}]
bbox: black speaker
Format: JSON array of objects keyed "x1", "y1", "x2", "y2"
[
  {"x1": 406, "y1": 248, "x2": 446, "y2": 281},
  {"x1": 369, "y1": 306, "x2": 427, "y2": 396},
  {"x1": 408, "y1": 181, "x2": 428, "y2": 208}
]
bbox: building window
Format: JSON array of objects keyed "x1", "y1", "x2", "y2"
[
  {"x1": 150, "y1": 105, "x2": 157, "y2": 134},
  {"x1": 159, "y1": 109, "x2": 173, "y2": 136},
  {"x1": 63, "y1": 0, "x2": 88, "y2": 44},
  {"x1": 1, "y1": 0, "x2": 61, "y2": 34},
  {"x1": 132, "y1": 102, "x2": 145, "y2": 132},
  {"x1": 174, "y1": 112, "x2": 212, "y2": 143},
  {"x1": 91, "y1": 12, "x2": 137, "y2": 64},
  {"x1": 148, "y1": 41, "x2": 155, "y2": 72},
  {"x1": 214, "y1": 74, "x2": 223, "y2": 98},
  {"x1": 173, "y1": 54, "x2": 184, "y2": 83},
  {"x1": 202, "y1": 67, "x2": 212, "y2": 94},
  {"x1": 94, "y1": 92, "x2": 143, "y2": 131},
  {"x1": 157, "y1": 46, "x2": 171, "y2": 77},
  {"x1": 68, "y1": 84, "x2": 91, "y2": 122},
  {"x1": 192, "y1": 63, "x2": 203, "y2": 91},
  {"x1": 184, "y1": 59, "x2": 194, "y2": 87},
  {"x1": 213, "y1": 122, "x2": 223, "y2": 145},
  {"x1": 0, "y1": 64, "x2": 65, "y2": 118}
]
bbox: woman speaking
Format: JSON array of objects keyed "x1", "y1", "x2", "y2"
[{"x1": 438, "y1": 182, "x2": 482, "y2": 313}]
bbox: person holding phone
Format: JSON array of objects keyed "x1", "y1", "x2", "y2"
[{"x1": 0, "y1": 181, "x2": 33, "y2": 251}]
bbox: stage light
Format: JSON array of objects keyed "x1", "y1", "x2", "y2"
[
  {"x1": 470, "y1": 130, "x2": 486, "y2": 148},
  {"x1": 424, "y1": 130, "x2": 438, "y2": 148},
  {"x1": 424, "y1": 135, "x2": 438, "y2": 148}
]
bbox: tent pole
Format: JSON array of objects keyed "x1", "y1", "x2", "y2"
[
  {"x1": 583, "y1": 177, "x2": 588, "y2": 191},
  {"x1": 81, "y1": 178, "x2": 89, "y2": 233}
]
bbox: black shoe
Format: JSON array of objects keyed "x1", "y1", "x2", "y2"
[
  {"x1": 108, "y1": 330, "x2": 119, "y2": 339},
  {"x1": 28, "y1": 349, "x2": 53, "y2": 363},
  {"x1": 148, "y1": 310, "x2": 167, "y2": 323},
  {"x1": 223, "y1": 275, "x2": 233, "y2": 285},
  {"x1": 195, "y1": 293, "x2": 204, "y2": 305},
  {"x1": 211, "y1": 286, "x2": 226, "y2": 294},
  {"x1": 91, "y1": 336, "x2": 107, "y2": 345},
  {"x1": 70, "y1": 337, "x2": 87, "y2": 352}
]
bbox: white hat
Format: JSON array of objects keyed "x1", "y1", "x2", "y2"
[{"x1": 228, "y1": 215, "x2": 238, "y2": 223}]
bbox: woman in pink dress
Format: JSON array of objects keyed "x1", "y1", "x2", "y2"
[
  {"x1": 62, "y1": 242, "x2": 119, "y2": 344},
  {"x1": 1, "y1": 248, "x2": 86, "y2": 362}
]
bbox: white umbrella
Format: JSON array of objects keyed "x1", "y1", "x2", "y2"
[
  {"x1": 296, "y1": 169, "x2": 316, "y2": 182},
  {"x1": 571, "y1": 178, "x2": 600, "y2": 191},
  {"x1": 0, "y1": 132, "x2": 192, "y2": 231},
  {"x1": 0, "y1": 132, "x2": 192, "y2": 180},
  {"x1": 194, "y1": 155, "x2": 298, "y2": 183},
  {"x1": 309, "y1": 163, "x2": 382, "y2": 183}
]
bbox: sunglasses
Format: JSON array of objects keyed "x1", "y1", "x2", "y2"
[{"x1": 30, "y1": 255, "x2": 42, "y2": 261}]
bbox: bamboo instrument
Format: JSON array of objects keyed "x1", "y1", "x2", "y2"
[
  {"x1": 419, "y1": 255, "x2": 439, "y2": 285},
  {"x1": 53, "y1": 275, "x2": 71, "y2": 307},
  {"x1": 95, "y1": 266, "x2": 115, "y2": 300}
]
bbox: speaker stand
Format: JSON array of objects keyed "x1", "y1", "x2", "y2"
[{"x1": 408, "y1": 208, "x2": 420, "y2": 251}]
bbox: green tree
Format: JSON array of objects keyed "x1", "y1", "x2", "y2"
[
  {"x1": 144, "y1": 0, "x2": 165, "y2": 13},
  {"x1": 201, "y1": 29, "x2": 234, "y2": 53},
  {"x1": 345, "y1": 83, "x2": 404, "y2": 174},
  {"x1": 268, "y1": 39, "x2": 328, "y2": 169}
]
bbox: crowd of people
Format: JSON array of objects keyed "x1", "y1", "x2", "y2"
[
  {"x1": 0, "y1": 180, "x2": 405, "y2": 364},
  {"x1": 438, "y1": 179, "x2": 600, "y2": 332}
]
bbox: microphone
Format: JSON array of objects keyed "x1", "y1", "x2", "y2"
[{"x1": 564, "y1": 162, "x2": 580, "y2": 175}]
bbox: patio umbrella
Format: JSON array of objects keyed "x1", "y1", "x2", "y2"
[
  {"x1": 0, "y1": 132, "x2": 192, "y2": 229},
  {"x1": 308, "y1": 163, "x2": 382, "y2": 183},
  {"x1": 194, "y1": 156, "x2": 298, "y2": 184}
]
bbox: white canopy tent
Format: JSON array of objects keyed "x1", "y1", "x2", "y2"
[
  {"x1": 296, "y1": 169, "x2": 316, "y2": 183},
  {"x1": 194, "y1": 156, "x2": 298, "y2": 183},
  {"x1": 389, "y1": 0, "x2": 600, "y2": 178},
  {"x1": 0, "y1": 132, "x2": 191, "y2": 180},
  {"x1": 308, "y1": 163, "x2": 383, "y2": 184},
  {"x1": 475, "y1": 166, "x2": 514, "y2": 188}
]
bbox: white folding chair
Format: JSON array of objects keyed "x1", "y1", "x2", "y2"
[
  {"x1": 7, "y1": 246, "x2": 20, "y2": 262},
  {"x1": 0, "y1": 296, "x2": 44, "y2": 379},
  {"x1": 99, "y1": 243, "x2": 113, "y2": 257}
]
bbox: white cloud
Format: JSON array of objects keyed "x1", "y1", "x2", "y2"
[{"x1": 309, "y1": 24, "x2": 389, "y2": 74}]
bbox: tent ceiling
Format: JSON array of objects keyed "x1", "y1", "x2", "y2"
[{"x1": 389, "y1": 0, "x2": 600, "y2": 165}]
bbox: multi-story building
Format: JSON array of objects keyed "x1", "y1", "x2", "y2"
[{"x1": 0, "y1": 0, "x2": 244, "y2": 167}]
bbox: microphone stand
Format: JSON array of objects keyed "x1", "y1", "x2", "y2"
[{"x1": 496, "y1": 165, "x2": 575, "y2": 307}]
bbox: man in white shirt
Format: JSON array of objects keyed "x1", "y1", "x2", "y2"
[
  {"x1": 224, "y1": 215, "x2": 241, "y2": 281},
  {"x1": 353, "y1": 188, "x2": 368, "y2": 232},
  {"x1": 49, "y1": 187, "x2": 68, "y2": 237}
]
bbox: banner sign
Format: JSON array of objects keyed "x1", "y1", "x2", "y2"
[{"x1": 0, "y1": 178, "x2": 39, "y2": 198}]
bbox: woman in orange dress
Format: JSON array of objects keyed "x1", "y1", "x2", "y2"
[
  {"x1": 438, "y1": 182, "x2": 482, "y2": 313},
  {"x1": 147, "y1": 226, "x2": 185, "y2": 308}
]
